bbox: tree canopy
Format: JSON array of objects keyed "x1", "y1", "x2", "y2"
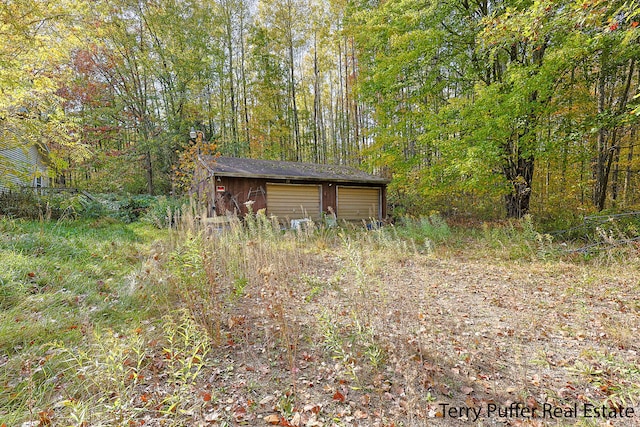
[{"x1": 1, "y1": 0, "x2": 639, "y2": 217}]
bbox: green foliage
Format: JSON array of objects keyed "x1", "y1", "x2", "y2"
[
  {"x1": 476, "y1": 215, "x2": 557, "y2": 260},
  {"x1": 0, "y1": 0, "x2": 90, "y2": 180},
  {"x1": 392, "y1": 215, "x2": 452, "y2": 245},
  {"x1": 141, "y1": 196, "x2": 187, "y2": 228},
  {"x1": 0, "y1": 219, "x2": 166, "y2": 423},
  {"x1": 0, "y1": 190, "x2": 177, "y2": 223},
  {"x1": 35, "y1": 309, "x2": 211, "y2": 425},
  {"x1": 0, "y1": 219, "x2": 157, "y2": 349},
  {"x1": 351, "y1": 0, "x2": 640, "y2": 217},
  {"x1": 72, "y1": 151, "x2": 152, "y2": 195},
  {"x1": 3, "y1": 0, "x2": 639, "y2": 222},
  {"x1": 318, "y1": 309, "x2": 386, "y2": 384},
  {"x1": 569, "y1": 350, "x2": 640, "y2": 408},
  {"x1": 0, "y1": 190, "x2": 86, "y2": 220}
]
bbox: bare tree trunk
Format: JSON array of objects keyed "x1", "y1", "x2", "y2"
[
  {"x1": 504, "y1": 155, "x2": 535, "y2": 218},
  {"x1": 593, "y1": 48, "x2": 609, "y2": 210},
  {"x1": 624, "y1": 127, "x2": 635, "y2": 205},
  {"x1": 145, "y1": 150, "x2": 154, "y2": 195},
  {"x1": 239, "y1": 8, "x2": 251, "y2": 153},
  {"x1": 285, "y1": 0, "x2": 301, "y2": 161},
  {"x1": 611, "y1": 140, "x2": 621, "y2": 203},
  {"x1": 337, "y1": 42, "x2": 345, "y2": 162},
  {"x1": 312, "y1": 32, "x2": 320, "y2": 163},
  {"x1": 503, "y1": 114, "x2": 535, "y2": 218},
  {"x1": 561, "y1": 68, "x2": 575, "y2": 193},
  {"x1": 594, "y1": 56, "x2": 634, "y2": 210},
  {"x1": 224, "y1": 9, "x2": 239, "y2": 154},
  {"x1": 343, "y1": 37, "x2": 351, "y2": 162},
  {"x1": 350, "y1": 37, "x2": 360, "y2": 160}
]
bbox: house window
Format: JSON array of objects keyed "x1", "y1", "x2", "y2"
[{"x1": 34, "y1": 176, "x2": 43, "y2": 188}]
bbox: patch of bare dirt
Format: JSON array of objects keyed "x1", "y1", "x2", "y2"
[{"x1": 184, "y1": 251, "x2": 639, "y2": 426}]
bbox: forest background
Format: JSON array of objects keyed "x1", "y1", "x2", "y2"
[{"x1": 2, "y1": 0, "x2": 640, "y2": 221}]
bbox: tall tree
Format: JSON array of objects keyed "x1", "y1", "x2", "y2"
[
  {"x1": 0, "y1": 0, "x2": 89, "y2": 185},
  {"x1": 79, "y1": 0, "x2": 215, "y2": 194},
  {"x1": 350, "y1": 0, "x2": 640, "y2": 216}
]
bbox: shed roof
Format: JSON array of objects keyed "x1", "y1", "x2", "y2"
[{"x1": 201, "y1": 156, "x2": 390, "y2": 184}]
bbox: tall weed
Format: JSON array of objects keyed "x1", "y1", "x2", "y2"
[
  {"x1": 40, "y1": 309, "x2": 210, "y2": 426},
  {"x1": 479, "y1": 215, "x2": 556, "y2": 260}
]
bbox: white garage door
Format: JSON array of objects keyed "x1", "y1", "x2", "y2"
[
  {"x1": 266, "y1": 183, "x2": 321, "y2": 220},
  {"x1": 337, "y1": 186, "x2": 381, "y2": 220}
]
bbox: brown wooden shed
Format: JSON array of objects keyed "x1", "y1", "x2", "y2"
[{"x1": 192, "y1": 156, "x2": 390, "y2": 223}]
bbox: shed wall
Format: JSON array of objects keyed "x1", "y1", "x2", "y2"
[{"x1": 194, "y1": 171, "x2": 387, "y2": 221}]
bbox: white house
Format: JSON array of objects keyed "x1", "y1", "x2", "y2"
[{"x1": 0, "y1": 143, "x2": 50, "y2": 192}]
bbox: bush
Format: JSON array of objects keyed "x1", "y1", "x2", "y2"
[
  {"x1": 141, "y1": 196, "x2": 187, "y2": 228},
  {"x1": 114, "y1": 195, "x2": 156, "y2": 223},
  {"x1": 0, "y1": 190, "x2": 186, "y2": 225},
  {"x1": 392, "y1": 214, "x2": 452, "y2": 245},
  {"x1": 0, "y1": 190, "x2": 81, "y2": 220},
  {"x1": 78, "y1": 193, "x2": 169, "y2": 223}
]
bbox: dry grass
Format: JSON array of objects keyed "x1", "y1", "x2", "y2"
[
  {"x1": 139, "y1": 213, "x2": 640, "y2": 426},
  {"x1": 2, "y1": 212, "x2": 639, "y2": 426}
]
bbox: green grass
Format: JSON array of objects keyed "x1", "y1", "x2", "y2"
[
  {"x1": 0, "y1": 218, "x2": 165, "y2": 348},
  {"x1": 0, "y1": 217, "x2": 167, "y2": 423},
  {"x1": 2, "y1": 212, "x2": 639, "y2": 425}
]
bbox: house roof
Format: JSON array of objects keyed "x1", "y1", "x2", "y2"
[{"x1": 200, "y1": 156, "x2": 390, "y2": 184}]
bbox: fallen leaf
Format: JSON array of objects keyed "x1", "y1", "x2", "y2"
[
  {"x1": 303, "y1": 403, "x2": 321, "y2": 414},
  {"x1": 437, "y1": 383, "x2": 451, "y2": 396},
  {"x1": 305, "y1": 417, "x2": 323, "y2": 427},
  {"x1": 291, "y1": 412, "x2": 301, "y2": 426},
  {"x1": 264, "y1": 414, "x2": 280, "y2": 424},
  {"x1": 359, "y1": 394, "x2": 370, "y2": 406},
  {"x1": 333, "y1": 390, "x2": 345, "y2": 402},
  {"x1": 260, "y1": 395, "x2": 275, "y2": 406},
  {"x1": 354, "y1": 410, "x2": 368, "y2": 419},
  {"x1": 526, "y1": 396, "x2": 539, "y2": 410},
  {"x1": 531, "y1": 374, "x2": 540, "y2": 386},
  {"x1": 466, "y1": 396, "x2": 479, "y2": 407},
  {"x1": 461, "y1": 386, "x2": 474, "y2": 395},
  {"x1": 38, "y1": 409, "x2": 53, "y2": 426}
]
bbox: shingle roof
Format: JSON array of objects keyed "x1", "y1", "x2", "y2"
[{"x1": 201, "y1": 156, "x2": 390, "y2": 184}]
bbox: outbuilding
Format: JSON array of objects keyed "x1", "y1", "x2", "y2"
[{"x1": 192, "y1": 156, "x2": 390, "y2": 223}]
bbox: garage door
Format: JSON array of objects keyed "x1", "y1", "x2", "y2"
[
  {"x1": 266, "y1": 183, "x2": 321, "y2": 220},
  {"x1": 337, "y1": 186, "x2": 381, "y2": 220}
]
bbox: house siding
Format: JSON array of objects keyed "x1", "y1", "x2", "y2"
[{"x1": 0, "y1": 145, "x2": 49, "y2": 192}]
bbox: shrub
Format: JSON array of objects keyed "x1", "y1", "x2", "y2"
[
  {"x1": 392, "y1": 214, "x2": 452, "y2": 245},
  {"x1": 0, "y1": 190, "x2": 81, "y2": 220},
  {"x1": 141, "y1": 196, "x2": 187, "y2": 228}
]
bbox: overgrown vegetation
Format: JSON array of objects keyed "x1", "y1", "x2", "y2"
[
  {"x1": 4, "y1": 0, "x2": 640, "y2": 219},
  {"x1": 0, "y1": 190, "x2": 186, "y2": 227},
  {"x1": 1, "y1": 210, "x2": 639, "y2": 425}
]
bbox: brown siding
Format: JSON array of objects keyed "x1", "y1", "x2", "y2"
[
  {"x1": 211, "y1": 177, "x2": 268, "y2": 216},
  {"x1": 193, "y1": 163, "x2": 387, "y2": 221},
  {"x1": 322, "y1": 183, "x2": 337, "y2": 217}
]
